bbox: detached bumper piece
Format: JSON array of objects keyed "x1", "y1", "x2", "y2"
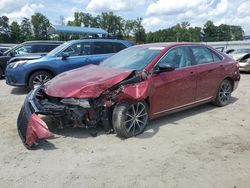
[{"x1": 17, "y1": 88, "x2": 54, "y2": 148}]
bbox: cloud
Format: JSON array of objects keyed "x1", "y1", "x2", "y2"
[
  {"x1": 71, "y1": 0, "x2": 85, "y2": 3},
  {"x1": 0, "y1": 0, "x2": 44, "y2": 22},
  {"x1": 86, "y1": 0, "x2": 147, "y2": 12},
  {"x1": 143, "y1": 0, "x2": 250, "y2": 33}
]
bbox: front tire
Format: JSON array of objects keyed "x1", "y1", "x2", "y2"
[
  {"x1": 112, "y1": 102, "x2": 149, "y2": 138},
  {"x1": 28, "y1": 71, "x2": 52, "y2": 89},
  {"x1": 213, "y1": 79, "x2": 232, "y2": 107}
]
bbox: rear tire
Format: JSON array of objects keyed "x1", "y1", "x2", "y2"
[
  {"x1": 112, "y1": 102, "x2": 149, "y2": 138},
  {"x1": 28, "y1": 71, "x2": 52, "y2": 90},
  {"x1": 213, "y1": 79, "x2": 232, "y2": 107}
]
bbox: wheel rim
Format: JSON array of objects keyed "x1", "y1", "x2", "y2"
[
  {"x1": 219, "y1": 81, "x2": 231, "y2": 104},
  {"x1": 33, "y1": 74, "x2": 51, "y2": 87},
  {"x1": 124, "y1": 102, "x2": 148, "y2": 136}
]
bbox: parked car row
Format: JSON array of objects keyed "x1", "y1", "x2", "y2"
[
  {"x1": 4, "y1": 39, "x2": 134, "y2": 89},
  {"x1": 0, "y1": 41, "x2": 63, "y2": 78},
  {"x1": 12, "y1": 41, "x2": 240, "y2": 148}
]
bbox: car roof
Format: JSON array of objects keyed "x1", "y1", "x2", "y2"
[
  {"x1": 22, "y1": 41, "x2": 64, "y2": 45},
  {"x1": 69, "y1": 38, "x2": 135, "y2": 46},
  {"x1": 133, "y1": 42, "x2": 209, "y2": 49}
]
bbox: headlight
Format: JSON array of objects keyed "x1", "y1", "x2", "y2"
[
  {"x1": 61, "y1": 98, "x2": 90, "y2": 108},
  {"x1": 13, "y1": 60, "x2": 27, "y2": 68}
]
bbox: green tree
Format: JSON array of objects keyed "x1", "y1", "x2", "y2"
[
  {"x1": 31, "y1": 13, "x2": 50, "y2": 40},
  {"x1": 123, "y1": 20, "x2": 136, "y2": 38},
  {"x1": 134, "y1": 18, "x2": 146, "y2": 43},
  {"x1": 203, "y1": 20, "x2": 219, "y2": 41},
  {"x1": 97, "y1": 12, "x2": 124, "y2": 36},
  {"x1": 230, "y1": 26, "x2": 244, "y2": 40},
  {"x1": 20, "y1": 17, "x2": 33, "y2": 41},
  {"x1": 10, "y1": 21, "x2": 22, "y2": 43},
  {"x1": 0, "y1": 16, "x2": 11, "y2": 43}
]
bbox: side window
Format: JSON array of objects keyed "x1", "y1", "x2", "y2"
[
  {"x1": 114, "y1": 43, "x2": 126, "y2": 52},
  {"x1": 191, "y1": 46, "x2": 217, "y2": 64},
  {"x1": 62, "y1": 42, "x2": 91, "y2": 57},
  {"x1": 63, "y1": 43, "x2": 81, "y2": 56},
  {"x1": 34, "y1": 45, "x2": 59, "y2": 53},
  {"x1": 32, "y1": 45, "x2": 51, "y2": 53},
  {"x1": 81, "y1": 43, "x2": 92, "y2": 55},
  {"x1": 93, "y1": 42, "x2": 114, "y2": 54},
  {"x1": 159, "y1": 47, "x2": 192, "y2": 68},
  {"x1": 210, "y1": 50, "x2": 223, "y2": 62},
  {"x1": 14, "y1": 45, "x2": 33, "y2": 54}
]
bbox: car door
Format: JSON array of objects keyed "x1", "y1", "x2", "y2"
[
  {"x1": 150, "y1": 46, "x2": 197, "y2": 115},
  {"x1": 190, "y1": 46, "x2": 224, "y2": 101},
  {"x1": 56, "y1": 42, "x2": 93, "y2": 73}
]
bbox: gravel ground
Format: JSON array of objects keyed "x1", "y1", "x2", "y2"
[{"x1": 0, "y1": 75, "x2": 250, "y2": 188}]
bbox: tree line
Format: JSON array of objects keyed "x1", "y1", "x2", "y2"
[
  {"x1": 0, "y1": 12, "x2": 244, "y2": 44},
  {"x1": 146, "y1": 21, "x2": 244, "y2": 43}
]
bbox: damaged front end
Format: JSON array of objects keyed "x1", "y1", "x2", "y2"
[
  {"x1": 17, "y1": 70, "x2": 151, "y2": 148},
  {"x1": 232, "y1": 53, "x2": 250, "y2": 72},
  {"x1": 17, "y1": 85, "x2": 114, "y2": 148},
  {"x1": 237, "y1": 54, "x2": 250, "y2": 72}
]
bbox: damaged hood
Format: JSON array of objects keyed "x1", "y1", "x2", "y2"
[{"x1": 44, "y1": 64, "x2": 133, "y2": 98}]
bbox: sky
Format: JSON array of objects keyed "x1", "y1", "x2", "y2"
[{"x1": 0, "y1": 0, "x2": 250, "y2": 34}]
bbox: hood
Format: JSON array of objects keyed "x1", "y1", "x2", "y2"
[
  {"x1": 9, "y1": 55, "x2": 43, "y2": 64},
  {"x1": 44, "y1": 65, "x2": 133, "y2": 98}
]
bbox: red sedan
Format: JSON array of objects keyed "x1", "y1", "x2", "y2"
[{"x1": 17, "y1": 43, "x2": 240, "y2": 148}]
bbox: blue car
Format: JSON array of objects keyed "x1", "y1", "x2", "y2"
[{"x1": 5, "y1": 39, "x2": 134, "y2": 89}]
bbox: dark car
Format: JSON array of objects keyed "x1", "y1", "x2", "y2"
[
  {"x1": 0, "y1": 41, "x2": 63, "y2": 78},
  {"x1": 17, "y1": 42, "x2": 240, "y2": 148},
  {"x1": 5, "y1": 39, "x2": 134, "y2": 89},
  {"x1": 0, "y1": 44, "x2": 16, "y2": 54},
  {"x1": 0, "y1": 46, "x2": 11, "y2": 54}
]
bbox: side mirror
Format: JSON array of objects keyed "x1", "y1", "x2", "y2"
[
  {"x1": 153, "y1": 62, "x2": 175, "y2": 74},
  {"x1": 9, "y1": 51, "x2": 16, "y2": 57},
  {"x1": 61, "y1": 52, "x2": 70, "y2": 60}
]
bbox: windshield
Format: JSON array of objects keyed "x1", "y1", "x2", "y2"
[
  {"x1": 100, "y1": 46, "x2": 164, "y2": 71},
  {"x1": 233, "y1": 49, "x2": 250, "y2": 54},
  {"x1": 47, "y1": 41, "x2": 69, "y2": 56}
]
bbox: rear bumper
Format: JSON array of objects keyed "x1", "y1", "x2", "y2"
[{"x1": 17, "y1": 88, "x2": 54, "y2": 148}]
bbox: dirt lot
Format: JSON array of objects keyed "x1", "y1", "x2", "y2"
[{"x1": 0, "y1": 75, "x2": 250, "y2": 188}]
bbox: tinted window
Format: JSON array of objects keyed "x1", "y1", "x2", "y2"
[
  {"x1": 14, "y1": 45, "x2": 33, "y2": 54},
  {"x1": 159, "y1": 47, "x2": 192, "y2": 68},
  {"x1": 93, "y1": 42, "x2": 114, "y2": 54},
  {"x1": 114, "y1": 43, "x2": 126, "y2": 52},
  {"x1": 62, "y1": 42, "x2": 91, "y2": 56},
  {"x1": 191, "y1": 46, "x2": 222, "y2": 64},
  {"x1": 32, "y1": 45, "x2": 58, "y2": 53}
]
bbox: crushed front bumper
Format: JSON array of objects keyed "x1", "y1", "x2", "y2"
[{"x1": 17, "y1": 88, "x2": 54, "y2": 148}]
